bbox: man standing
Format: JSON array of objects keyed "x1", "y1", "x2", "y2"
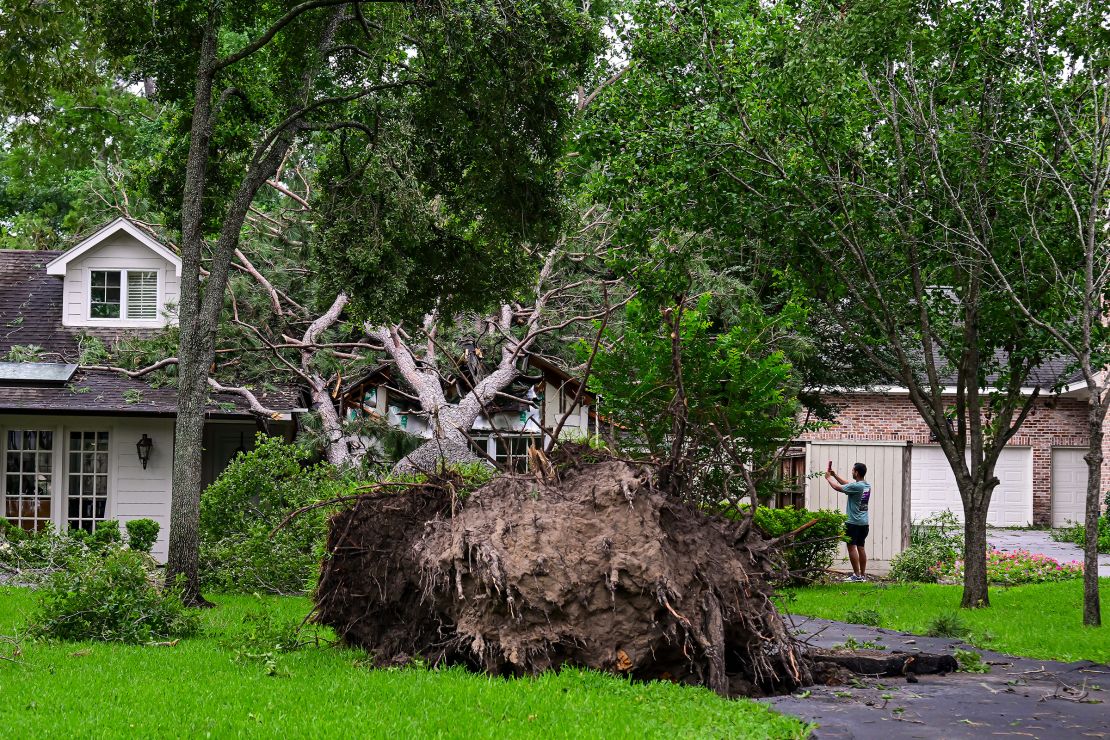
[{"x1": 825, "y1": 462, "x2": 871, "y2": 582}]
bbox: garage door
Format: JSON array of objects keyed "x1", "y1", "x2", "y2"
[
  {"x1": 1052, "y1": 448, "x2": 1087, "y2": 527},
  {"x1": 910, "y1": 446, "x2": 1032, "y2": 526}
]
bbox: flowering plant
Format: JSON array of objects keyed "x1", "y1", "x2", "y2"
[{"x1": 931, "y1": 549, "x2": 1083, "y2": 586}]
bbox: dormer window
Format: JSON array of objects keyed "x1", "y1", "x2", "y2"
[
  {"x1": 46, "y1": 218, "x2": 181, "y2": 328},
  {"x1": 89, "y1": 270, "x2": 158, "y2": 321}
]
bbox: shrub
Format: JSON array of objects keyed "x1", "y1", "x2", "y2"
[
  {"x1": 0, "y1": 516, "x2": 27, "y2": 542},
  {"x1": 925, "y1": 612, "x2": 971, "y2": 639},
  {"x1": 931, "y1": 549, "x2": 1083, "y2": 586},
  {"x1": 199, "y1": 434, "x2": 352, "y2": 595},
  {"x1": 0, "y1": 524, "x2": 93, "y2": 575},
  {"x1": 844, "y1": 608, "x2": 882, "y2": 627},
  {"x1": 1052, "y1": 517, "x2": 1110, "y2": 554},
  {"x1": 88, "y1": 520, "x2": 121, "y2": 552},
  {"x1": 891, "y1": 511, "x2": 964, "y2": 583},
  {"x1": 125, "y1": 519, "x2": 160, "y2": 554},
  {"x1": 890, "y1": 543, "x2": 949, "y2": 583},
  {"x1": 31, "y1": 548, "x2": 199, "y2": 643},
  {"x1": 748, "y1": 506, "x2": 847, "y2": 584}
]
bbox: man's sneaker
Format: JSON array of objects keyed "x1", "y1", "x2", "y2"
[{"x1": 842, "y1": 574, "x2": 859, "y2": 583}]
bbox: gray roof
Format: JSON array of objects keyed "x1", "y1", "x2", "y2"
[
  {"x1": 0, "y1": 369, "x2": 300, "y2": 417},
  {"x1": 0, "y1": 249, "x2": 302, "y2": 417}
]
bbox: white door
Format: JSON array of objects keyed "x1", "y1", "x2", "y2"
[
  {"x1": 910, "y1": 446, "x2": 1032, "y2": 526},
  {"x1": 1051, "y1": 448, "x2": 1087, "y2": 527}
]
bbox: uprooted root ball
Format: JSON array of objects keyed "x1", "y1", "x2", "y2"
[{"x1": 314, "y1": 458, "x2": 811, "y2": 696}]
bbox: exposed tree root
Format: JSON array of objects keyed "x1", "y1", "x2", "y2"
[{"x1": 315, "y1": 455, "x2": 813, "y2": 696}]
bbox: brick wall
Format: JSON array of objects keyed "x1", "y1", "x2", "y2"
[{"x1": 800, "y1": 393, "x2": 1105, "y2": 525}]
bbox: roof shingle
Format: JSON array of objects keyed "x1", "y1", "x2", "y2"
[{"x1": 0, "y1": 249, "x2": 302, "y2": 416}]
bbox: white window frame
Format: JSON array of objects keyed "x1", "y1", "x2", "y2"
[
  {"x1": 65, "y1": 429, "x2": 112, "y2": 533},
  {"x1": 86, "y1": 268, "x2": 161, "y2": 323},
  {"x1": 1, "y1": 428, "x2": 57, "y2": 532},
  {"x1": 493, "y1": 435, "x2": 541, "y2": 473}
]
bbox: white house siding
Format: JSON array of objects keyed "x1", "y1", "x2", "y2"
[
  {"x1": 539, "y1": 380, "x2": 592, "y2": 439},
  {"x1": 805, "y1": 441, "x2": 909, "y2": 574},
  {"x1": 1, "y1": 414, "x2": 174, "y2": 560},
  {"x1": 61, "y1": 233, "x2": 180, "y2": 329}
]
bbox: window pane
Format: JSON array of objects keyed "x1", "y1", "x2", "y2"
[
  {"x1": 90, "y1": 271, "x2": 122, "y2": 319},
  {"x1": 7, "y1": 430, "x2": 19, "y2": 451},
  {"x1": 5, "y1": 453, "x2": 18, "y2": 473},
  {"x1": 66, "y1": 430, "x2": 110, "y2": 529},
  {"x1": 126, "y1": 271, "x2": 158, "y2": 320},
  {"x1": 39, "y1": 431, "x2": 53, "y2": 450}
]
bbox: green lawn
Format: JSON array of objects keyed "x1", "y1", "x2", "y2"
[
  {"x1": 782, "y1": 579, "x2": 1110, "y2": 664},
  {"x1": 0, "y1": 587, "x2": 807, "y2": 738}
]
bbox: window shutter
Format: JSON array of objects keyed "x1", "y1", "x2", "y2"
[{"x1": 126, "y1": 271, "x2": 158, "y2": 319}]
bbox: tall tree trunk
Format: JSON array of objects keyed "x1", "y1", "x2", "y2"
[
  {"x1": 1083, "y1": 393, "x2": 1104, "y2": 627},
  {"x1": 960, "y1": 500, "x2": 990, "y2": 608},
  {"x1": 165, "y1": 13, "x2": 218, "y2": 607},
  {"x1": 166, "y1": 336, "x2": 212, "y2": 605}
]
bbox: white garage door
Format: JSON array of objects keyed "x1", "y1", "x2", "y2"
[
  {"x1": 910, "y1": 446, "x2": 1033, "y2": 526},
  {"x1": 1052, "y1": 448, "x2": 1087, "y2": 527}
]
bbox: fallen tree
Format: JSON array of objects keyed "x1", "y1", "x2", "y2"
[{"x1": 314, "y1": 453, "x2": 812, "y2": 697}]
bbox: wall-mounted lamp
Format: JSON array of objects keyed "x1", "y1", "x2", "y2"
[{"x1": 136, "y1": 434, "x2": 154, "y2": 470}]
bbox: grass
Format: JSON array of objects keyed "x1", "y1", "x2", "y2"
[
  {"x1": 0, "y1": 587, "x2": 808, "y2": 738},
  {"x1": 782, "y1": 579, "x2": 1110, "y2": 663}
]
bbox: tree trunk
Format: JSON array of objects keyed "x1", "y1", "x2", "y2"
[
  {"x1": 392, "y1": 426, "x2": 484, "y2": 475},
  {"x1": 164, "y1": 14, "x2": 218, "y2": 607},
  {"x1": 313, "y1": 380, "x2": 355, "y2": 469},
  {"x1": 165, "y1": 337, "x2": 213, "y2": 606},
  {"x1": 1083, "y1": 395, "x2": 1104, "y2": 627},
  {"x1": 960, "y1": 502, "x2": 990, "y2": 608}
]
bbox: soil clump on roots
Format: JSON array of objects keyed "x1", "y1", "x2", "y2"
[{"x1": 314, "y1": 455, "x2": 812, "y2": 696}]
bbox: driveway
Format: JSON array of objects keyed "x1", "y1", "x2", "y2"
[
  {"x1": 987, "y1": 528, "x2": 1110, "y2": 578},
  {"x1": 766, "y1": 616, "x2": 1110, "y2": 739}
]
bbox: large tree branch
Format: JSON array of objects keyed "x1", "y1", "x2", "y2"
[
  {"x1": 216, "y1": 0, "x2": 359, "y2": 69},
  {"x1": 207, "y1": 377, "x2": 284, "y2": 419}
]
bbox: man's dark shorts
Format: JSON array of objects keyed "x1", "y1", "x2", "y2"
[{"x1": 845, "y1": 523, "x2": 869, "y2": 547}]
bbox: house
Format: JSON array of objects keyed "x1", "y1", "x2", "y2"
[
  {"x1": 0, "y1": 219, "x2": 301, "y2": 559},
  {"x1": 797, "y1": 372, "x2": 1103, "y2": 571},
  {"x1": 340, "y1": 354, "x2": 599, "y2": 471}
]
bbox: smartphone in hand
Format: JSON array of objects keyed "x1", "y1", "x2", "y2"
[{"x1": 827, "y1": 460, "x2": 833, "y2": 474}]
